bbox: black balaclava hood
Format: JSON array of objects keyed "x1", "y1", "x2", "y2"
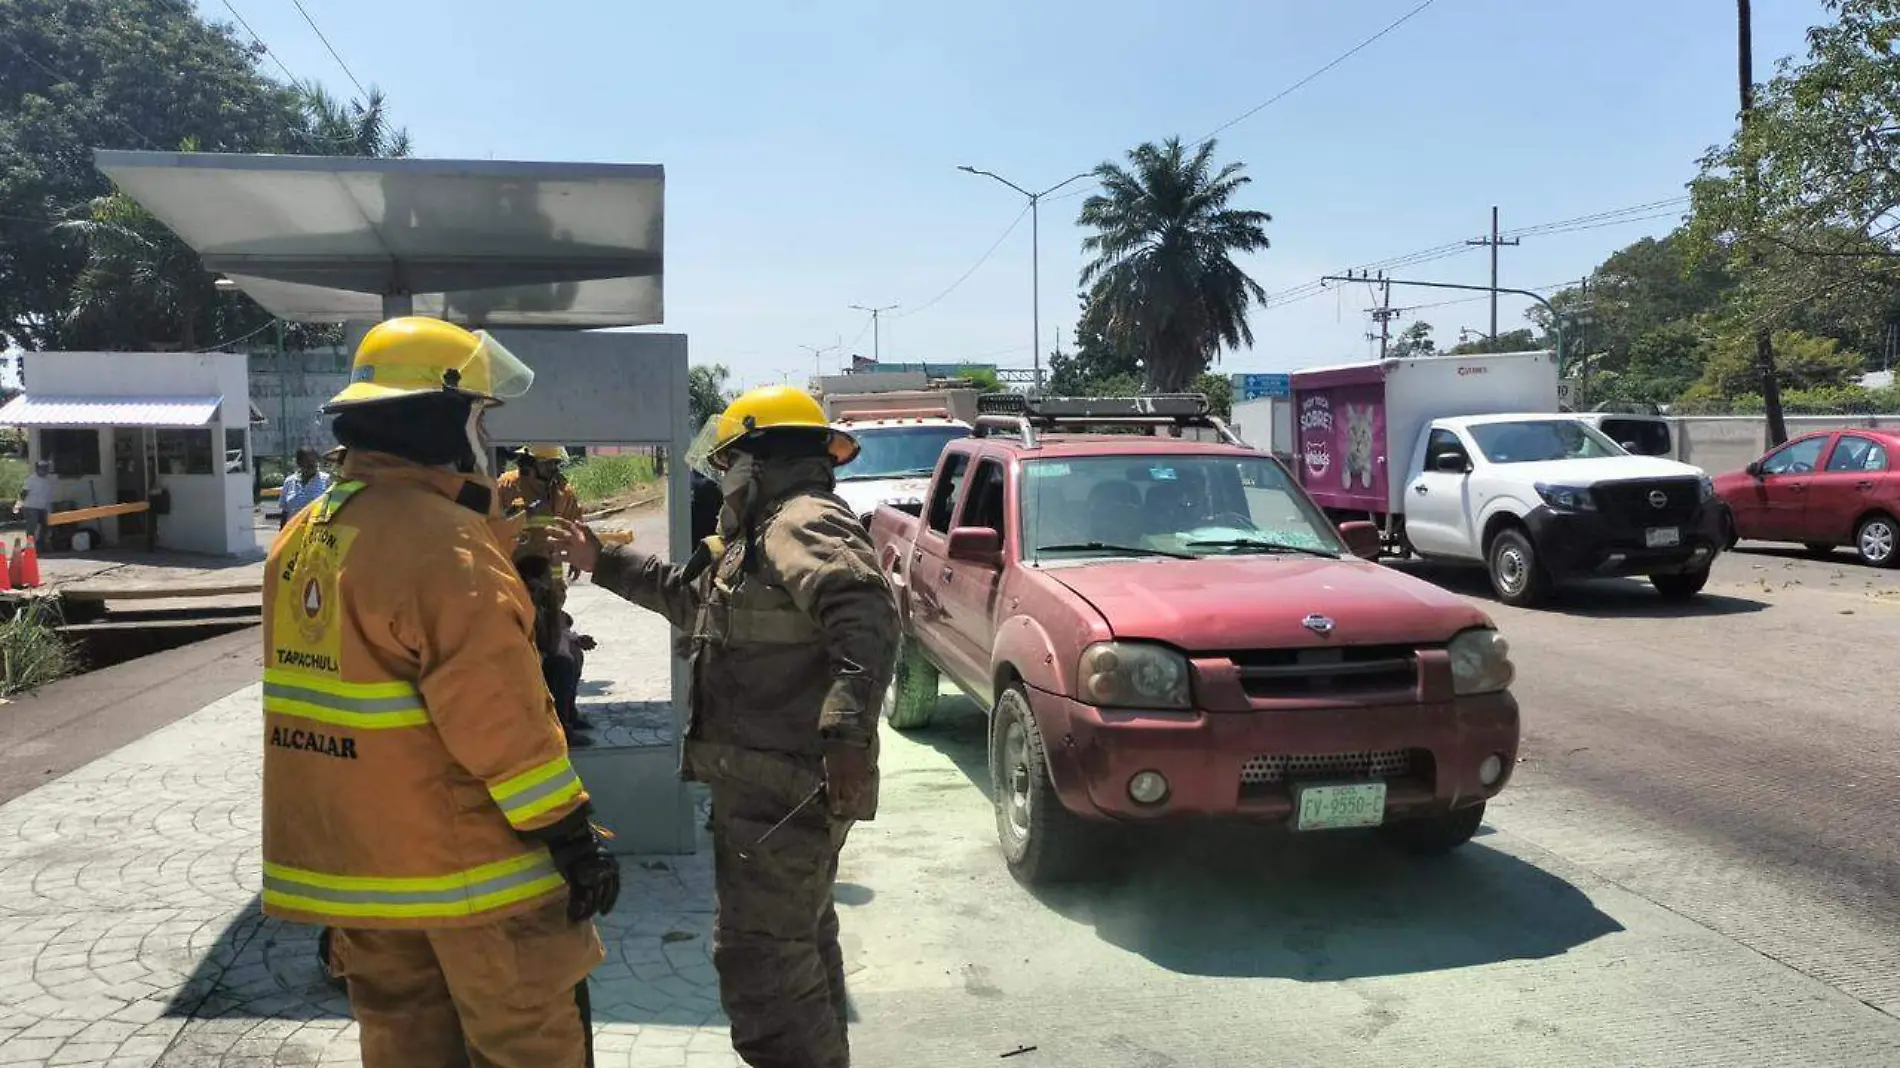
[{"x1": 332, "y1": 393, "x2": 481, "y2": 473}]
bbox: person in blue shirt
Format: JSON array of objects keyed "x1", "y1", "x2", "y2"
[{"x1": 277, "y1": 447, "x2": 333, "y2": 528}]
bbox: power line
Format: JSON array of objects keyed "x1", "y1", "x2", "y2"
[
  {"x1": 1194, "y1": 0, "x2": 1440, "y2": 147},
  {"x1": 1047, "y1": 0, "x2": 1442, "y2": 207},
  {"x1": 1257, "y1": 194, "x2": 1694, "y2": 309},
  {"x1": 288, "y1": 0, "x2": 369, "y2": 100},
  {"x1": 220, "y1": 1, "x2": 299, "y2": 83},
  {"x1": 892, "y1": 203, "x2": 1032, "y2": 319}
]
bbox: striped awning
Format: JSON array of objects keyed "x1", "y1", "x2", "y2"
[{"x1": 0, "y1": 395, "x2": 223, "y2": 428}]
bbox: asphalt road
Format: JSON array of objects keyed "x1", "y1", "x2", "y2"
[{"x1": 838, "y1": 541, "x2": 1900, "y2": 1067}]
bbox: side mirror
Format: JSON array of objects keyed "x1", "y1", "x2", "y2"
[
  {"x1": 1745, "y1": 461, "x2": 1762, "y2": 479},
  {"x1": 1337, "y1": 520, "x2": 1381, "y2": 561},
  {"x1": 946, "y1": 526, "x2": 1003, "y2": 564},
  {"x1": 1432, "y1": 452, "x2": 1471, "y2": 473}
]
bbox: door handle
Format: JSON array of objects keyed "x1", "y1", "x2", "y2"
[
  {"x1": 941, "y1": 567, "x2": 955, "y2": 584},
  {"x1": 1858, "y1": 480, "x2": 1876, "y2": 489},
  {"x1": 1414, "y1": 484, "x2": 1429, "y2": 495},
  {"x1": 1791, "y1": 484, "x2": 1806, "y2": 493}
]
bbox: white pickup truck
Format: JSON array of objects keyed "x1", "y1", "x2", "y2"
[
  {"x1": 1275, "y1": 352, "x2": 1729, "y2": 607},
  {"x1": 828, "y1": 406, "x2": 971, "y2": 527}
]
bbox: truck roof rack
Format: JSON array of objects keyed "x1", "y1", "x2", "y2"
[{"x1": 971, "y1": 393, "x2": 1246, "y2": 448}]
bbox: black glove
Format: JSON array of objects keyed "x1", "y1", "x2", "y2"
[{"x1": 524, "y1": 807, "x2": 622, "y2": 922}]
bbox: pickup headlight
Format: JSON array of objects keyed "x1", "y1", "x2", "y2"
[
  {"x1": 1448, "y1": 628, "x2": 1514, "y2": 695},
  {"x1": 1076, "y1": 642, "x2": 1190, "y2": 709},
  {"x1": 1535, "y1": 482, "x2": 1597, "y2": 512},
  {"x1": 1698, "y1": 476, "x2": 1715, "y2": 502}
]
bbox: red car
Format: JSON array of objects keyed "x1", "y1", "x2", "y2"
[
  {"x1": 869, "y1": 396, "x2": 1520, "y2": 884},
  {"x1": 1714, "y1": 428, "x2": 1900, "y2": 566}
]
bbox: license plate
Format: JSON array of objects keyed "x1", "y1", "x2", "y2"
[
  {"x1": 1645, "y1": 526, "x2": 1681, "y2": 548},
  {"x1": 1293, "y1": 782, "x2": 1387, "y2": 831}
]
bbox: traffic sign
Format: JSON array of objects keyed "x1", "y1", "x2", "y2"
[{"x1": 1232, "y1": 372, "x2": 1291, "y2": 400}]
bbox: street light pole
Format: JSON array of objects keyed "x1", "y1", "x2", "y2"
[
  {"x1": 800, "y1": 339, "x2": 841, "y2": 383},
  {"x1": 958, "y1": 165, "x2": 1093, "y2": 392},
  {"x1": 848, "y1": 303, "x2": 899, "y2": 363}
]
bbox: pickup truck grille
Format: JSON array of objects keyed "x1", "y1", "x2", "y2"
[
  {"x1": 1593, "y1": 478, "x2": 1702, "y2": 526},
  {"x1": 1229, "y1": 645, "x2": 1417, "y2": 698},
  {"x1": 1240, "y1": 749, "x2": 1416, "y2": 785}
]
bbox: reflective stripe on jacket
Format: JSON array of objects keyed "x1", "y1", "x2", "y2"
[{"x1": 261, "y1": 451, "x2": 587, "y2": 929}]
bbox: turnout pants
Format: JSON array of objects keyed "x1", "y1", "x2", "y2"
[
  {"x1": 710, "y1": 782, "x2": 853, "y2": 1068},
  {"x1": 330, "y1": 898, "x2": 605, "y2": 1068}
]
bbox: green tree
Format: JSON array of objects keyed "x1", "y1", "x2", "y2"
[
  {"x1": 1047, "y1": 288, "x2": 1140, "y2": 394},
  {"x1": 1077, "y1": 137, "x2": 1272, "y2": 392},
  {"x1": 688, "y1": 364, "x2": 732, "y2": 428},
  {"x1": 1446, "y1": 328, "x2": 1540, "y2": 356},
  {"x1": 1191, "y1": 372, "x2": 1233, "y2": 419},
  {"x1": 1679, "y1": 328, "x2": 1864, "y2": 407},
  {"x1": 1388, "y1": 321, "x2": 1437, "y2": 359},
  {"x1": 289, "y1": 84, "x2": 411, "y2": 158},
  {"x1": 0, "y1": 0, "x2": 313, "y2": 349}
]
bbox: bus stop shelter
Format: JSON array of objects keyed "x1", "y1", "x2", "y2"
[{"x1": 95, "y1": 150, "x2": 696, "y2": 853}]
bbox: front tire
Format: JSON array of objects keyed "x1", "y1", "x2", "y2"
[
  {"x1": 1650, "y1": 568, "x2": 1710, "y2": 600},
  {"x1": 1487, "y1": 528, "x2": 1553, "y2": 608},
  {"x1": 1381, "y1": 802, "x2": 1485, "y2": 855},
  {"x1": 990, "y1": 685, "x2": 1103, "y2": 885},
  {"x1": 1856, "y1": 513, "x2": 1899, "y2": 568},
  {"x1": 882, "y1": 643, "x2": 940, "y2": 732}
]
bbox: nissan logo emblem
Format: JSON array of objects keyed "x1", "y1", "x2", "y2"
[
  {"x1": 1301, "y1": 613, "x2": 1336, "y2": 635},
  {"x1": 1648, "y1": 490, "x2": 1668, "y2": 508}
]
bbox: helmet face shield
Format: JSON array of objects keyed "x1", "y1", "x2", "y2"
[
  {"x1": 465, "y1": 331, "x2": 534, "y2": 402},
  {"x1": 684, "y1": 415, "x2": 730, "y2": 476}
]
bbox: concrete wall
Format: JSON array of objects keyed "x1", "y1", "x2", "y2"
[
  {"x1": 1674, "y1": 414, "x2": 1900, "y2": 475},
  {"x1": 23, "y1": 352, "x2": 257, "y2": 555}
]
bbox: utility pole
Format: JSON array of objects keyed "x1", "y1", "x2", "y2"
[
  {"x1": 1364, "y1": 274, "x2": 1400, "y2": 360},
  {"x1": 1738, "y1": 0, "x2": 1787, "y2": 445},
  {"x1": 959, "y1": 165, "x2": 1094, "y2": 392},
  {"x1": 1573, "y1": 277, "x2": 1597, "y2": 409},
  {"x1": 848, "y1": 303, "x2": 899, "y2": 363},
  {"x1": 1466, "y1": 206, "x2": 1520, "y2": 341},
  {"x1": 1325, "y1": 272, "x2": 1567, "y2": 378}
]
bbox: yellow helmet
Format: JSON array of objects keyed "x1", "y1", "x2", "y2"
[
  {"x1": 324, "y1": 317, "x2": 535, "y2": 411},
  {"x1": 703, "y1": 385, "x2": 859, "y2": 468},
  {"x1": 518, "y1": 444, "x2": 567, "y2": 462}
]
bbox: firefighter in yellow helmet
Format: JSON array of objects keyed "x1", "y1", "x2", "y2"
[
  {"x1": 556, "y1": 385, "x2": 896, "y2": 1068},
  {"x1": 262, "y1": 317, "x2": 619, "y2": 1068}
]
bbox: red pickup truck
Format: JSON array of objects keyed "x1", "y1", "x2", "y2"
[{"x1": 869, "y1": 396, "x2": 1520, "y2": 884}]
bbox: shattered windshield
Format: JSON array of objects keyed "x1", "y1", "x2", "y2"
[{"x1": 1021, "y1": 454, "x2": 1344, "y2": 561}]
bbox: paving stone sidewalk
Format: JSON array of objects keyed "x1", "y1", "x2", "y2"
[{"x1": 0, "y1": 584, "x2": 741, "y2": 1067}]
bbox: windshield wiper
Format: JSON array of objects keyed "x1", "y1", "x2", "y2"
[
  {"x1": 1034, "y1": 542, "x2": 1196, "y2": 560},
  {"x1": 837, "y1": 467, "x2": 936, "y2": 482},
  {"x1": 1183, "y1": 537, "x2": 1339, "y2": 559}
]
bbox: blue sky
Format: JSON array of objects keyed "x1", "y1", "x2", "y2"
[{"x1": 197, "y1": 0, "x2": 1830, "y2": 388}]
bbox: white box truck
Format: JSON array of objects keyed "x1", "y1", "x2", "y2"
[{"x1": 1280, "y1": 352, "x2": 1727, "y2": 607}]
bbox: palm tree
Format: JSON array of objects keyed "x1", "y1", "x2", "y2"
[
  {"x1": 291, "y1": 83, "x2": 412, "y2": 158},
  {"x1": 1077, "y1": 137, "x2": 1272, "y2": 392}
]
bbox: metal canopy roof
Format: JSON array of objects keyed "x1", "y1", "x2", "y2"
[
  {"x1": 0, "y1": 395, "x2": 224, "y2": 428},
  {"x1": 93, "y1": 151, "x2": 665, "y2": 327}
]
